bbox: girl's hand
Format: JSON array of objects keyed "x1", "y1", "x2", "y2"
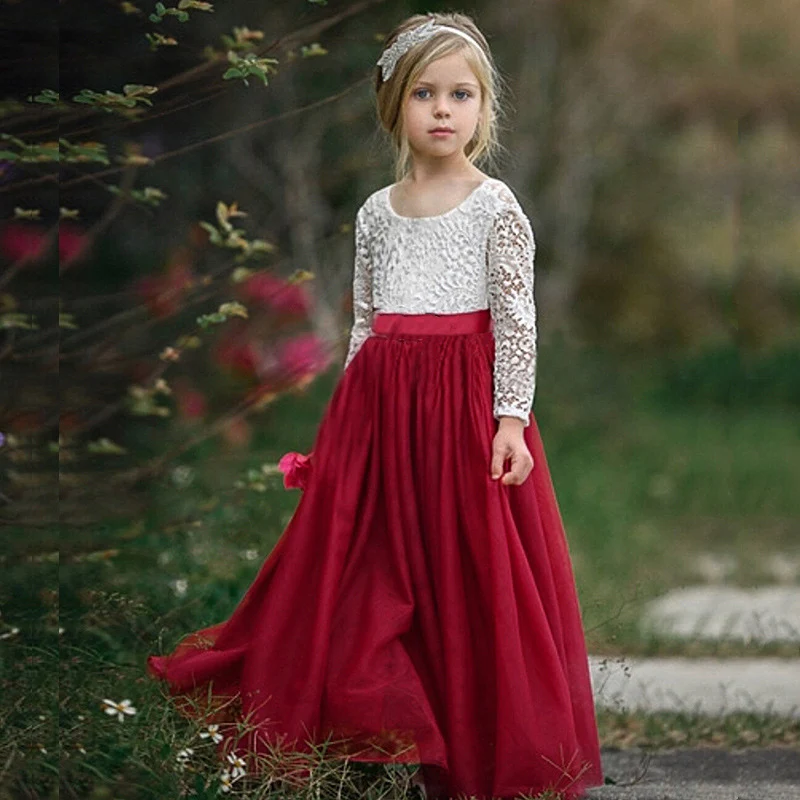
[{"x1": 490, "y1": 417, "x2": 534, "y2": 486}]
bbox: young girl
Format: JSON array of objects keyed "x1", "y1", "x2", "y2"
[{"x1": 148, "y1": 11, "x2": 604, "y2": 800}]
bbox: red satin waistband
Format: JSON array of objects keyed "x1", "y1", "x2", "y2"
[{"x1": 372, "y1": 309, "x2": 492, "y2": 335}]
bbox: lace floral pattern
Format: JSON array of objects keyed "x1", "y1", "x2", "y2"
[
  {"x1": 343, "y1": 205, "x2": 374, "y2": 371},
  {"x1": 486, "y1": 191, "x2": 537, "y2": 424},
  {"x1": 343, "y1": 178, "x2": 537, "y2": 424}
]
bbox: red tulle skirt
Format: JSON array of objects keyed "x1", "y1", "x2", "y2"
[{"x1": 147, "y1": 309, "x2": 603, "y2": 799}]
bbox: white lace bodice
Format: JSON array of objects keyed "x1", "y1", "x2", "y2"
[{"x1": 343, "y1": 177, "x2": 537, "y2": 425}]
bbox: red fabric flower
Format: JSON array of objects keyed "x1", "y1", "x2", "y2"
[{"x1": 277, "y1": 450, "x2": 313, "y2": 491}]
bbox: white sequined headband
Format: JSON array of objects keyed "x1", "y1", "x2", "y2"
[{"x1": 376, "y1": 19, "x2": 484, "y2": 82}]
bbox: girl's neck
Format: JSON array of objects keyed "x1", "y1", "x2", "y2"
[{"x1": 403, "y1": 154, "x2": 481, "y2": 185}]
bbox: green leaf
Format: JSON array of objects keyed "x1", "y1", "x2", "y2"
[
  {"x1": 222, "y1": 68, "x2": 243, "y2": 80},
  {"x1": 123, "y1": 84, "x2": 158, "y2": 96},
  {"x1": 198, "y1": 221, "x2": 222, "y2": 245},
  {"x1": 1, "y1": 313, "x2": 39, "y2": 330},
  {"x1": 217, "y1": 301, "x2": 248, "y2": 319},
  {"x1": 231, "y1": 267, "x2": 255, "y2": 283},
  {"x1": 28, "y1": 89, "x2": 60, "y2": 104},
  {"x1": 301, "y1": 42, "x2": 328, "y2": 57},
  {"x1": 87, "y1": 438, "x2": 127, "y2": 455}
]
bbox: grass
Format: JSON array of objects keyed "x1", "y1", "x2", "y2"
[
  {"x1": 532, "y1": 342, "x2": 800, "y2": 654},
  {"x1": 3, "y1": 343, "x2": 799, "y2": 797},
  {"x1": 597, "y1": 708, "x2": 800, "y2": 749},
  {"x1": 550, "y1": 404, "x2": 800, "y2": 653}
]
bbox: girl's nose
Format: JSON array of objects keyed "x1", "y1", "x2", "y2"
[{"x1": 434, "y1": 96, "x2": 452, "y2": 116}]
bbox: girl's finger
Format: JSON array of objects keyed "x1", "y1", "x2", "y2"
[
  {"x1": 490, "y1": 447, "x2": 506, "y2": 479},
  {"x1": 503, "y1": 452, "x2": 533, "y2": 485}
]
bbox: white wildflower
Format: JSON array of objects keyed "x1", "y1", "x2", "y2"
[
  {"x1": 171, "y1": 465, "x2": 194, "y2": 488},
  {"x1": 101, "y1": 698, "x2": 137, "y2": 722},
  {"x1": 199, "y1": 723, "x2": 223, "y2": 744},
  {"x1": 226, "y1": 751, "x2": 246, "y2": 777},
  {"x1": 218, "y1": 768, "x2": 242, "y2": 793},
  {"x1": 176, "y1": 747, "x2": 194, "y2": 770}
]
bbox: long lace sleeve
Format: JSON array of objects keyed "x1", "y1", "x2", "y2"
[
  {"x1": 486, "y1": 190, "x2": 537, "y2": 426},
  {"x1": 343, "y1": 206, "x2": 374, "y2": 370}
]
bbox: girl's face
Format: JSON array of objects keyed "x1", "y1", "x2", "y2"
[{"x1": 402, "y1": 51, "x2": 482, "y2": 165}]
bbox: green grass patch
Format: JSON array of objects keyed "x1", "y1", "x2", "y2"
[{"x1": 597, "y1": 708, "x2": 800, "y2": 750}]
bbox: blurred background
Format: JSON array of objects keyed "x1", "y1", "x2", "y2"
[{"x1": 1, "y1": 0, "x2": 799, "y2": 795}]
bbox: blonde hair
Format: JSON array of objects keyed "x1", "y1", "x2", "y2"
[{"x1": 374, "y1": 12, "x2": 507, "y2": 183}]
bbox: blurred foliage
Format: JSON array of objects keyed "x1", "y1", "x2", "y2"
[{"x1": 655, "y1": 345, "x2": 800, "y2": 408}]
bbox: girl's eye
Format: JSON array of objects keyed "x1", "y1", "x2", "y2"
[{"x1": 412, "y1": 89, "x2": 472, "y2": 100}]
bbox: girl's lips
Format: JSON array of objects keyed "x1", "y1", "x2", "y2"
[{"x1": 430, "y1": 129, "x2": 454, "y2": 137}]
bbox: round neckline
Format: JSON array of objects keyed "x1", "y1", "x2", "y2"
[{"x1": 384, "y1": 177, "x2": 495, "y2": 221}]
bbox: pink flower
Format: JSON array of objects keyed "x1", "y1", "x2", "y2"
[
  {"x1": 276, "y1": 333, "x2": 332, "y2": 383},
  {"x1": 0, "y1": 223, "x2": 48, "y2": 263},
  {"x1": 240, "y1": 273, "x2": 311, "y2": 317},
  {"x1": 174, "y1": 385, "x2": 207, "y2": 421},
  {"x1": 214, "y1": 330, "x2": 282, "y2": 383},
  {"x1": 277, "y1": 451, "x2": 313, "y2": 491},
  {"x1": 59, "y1": 224, "x2": 89, "y2": 268},
  {"x1": 214, "y1": 335, "x2": 259, "y2": 377},
  {"x1": 132, "y1": 250, "x2": 194, "y2": 318}
]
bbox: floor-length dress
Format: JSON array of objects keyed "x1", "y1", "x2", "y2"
[{"x1": 147, "y1": 178, "x2": 604, "y2": 800}]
